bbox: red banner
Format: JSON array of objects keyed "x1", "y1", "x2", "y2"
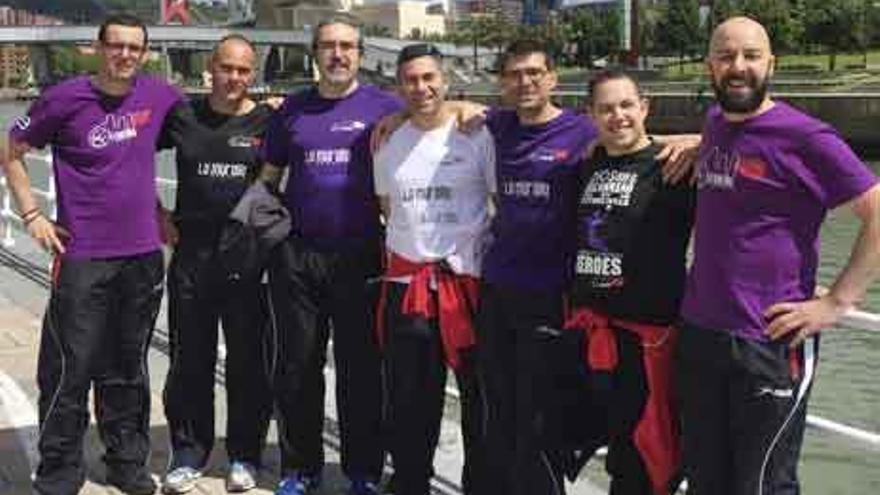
[{"x1": 161, "y1": 0, "x2": 191, "y2": 25}]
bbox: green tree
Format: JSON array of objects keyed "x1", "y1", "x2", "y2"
[
  {"x1": 513, "y1": 12, "x2": 574, "y2": 64},
  {"x1": 49, "y1": 47, "x2": 75, "y2": 77},
  {"x1": 710, "y1": 0, "x2": 736, "y2": 27},
  {"x1": 49, "y1": 46, "x2": 100, "y2": 78},
  {"x1": 456, "y1": 15, "x2": 497, "y2": 72},
  {"x1": 638, "y1": 1, "x2": 664, "y2": 59},
  {"x1": 565, "y1": 7, "x2": 620, "y2": 67},
  {"x1": 803, "y1": 0, "x2": 866, "y2": 71},
  {"x1": 869, "y1": 2, "x2": 880, "y2": 48},
  {"x1": 737, "y1": 0, "x2": 804, "y2": 53},
  {"x1": 143, "y1": 57, "x2": 168, "y2": 76},
  {"x1": 656, "y1": 0, "x2": 704, "y2": 73},
  {"x1": 454, "y1": 10, "x2": 520, "y2": 70}
]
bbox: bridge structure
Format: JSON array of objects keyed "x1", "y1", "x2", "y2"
[
  {"x1": 0, "y1": 24, "x2": 309, "y2": 86},
  {"x1": 0, "y1": 23, "x2": 494, "y2": 87}
]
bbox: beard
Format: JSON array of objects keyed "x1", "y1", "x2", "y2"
[{"x1": 711, "y1": 73, "x2": 769, "y2": 114}]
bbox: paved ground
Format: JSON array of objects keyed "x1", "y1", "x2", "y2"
[{"x1": 0, "y1": 238, "x2": 607, "y2": 495}]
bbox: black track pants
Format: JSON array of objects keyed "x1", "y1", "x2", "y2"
[
  {"x1": 677, "y1": 322, "x2": 817, "y2": 495},
  {"x1": 476, "y1": 283, "x2": 568, "y2": 495},
  {"x1": 268, "y1": 238, "x2": 384, "y2": 482},
  {"x1": 162, "y1": 239, "x2": 272, "y2": 470},
  {"x1": 34, "y1": 251, "x2": 163, "y2": 495},
  {"x1": 382, "y1": 282, "x2": 488, "y2": 495}
]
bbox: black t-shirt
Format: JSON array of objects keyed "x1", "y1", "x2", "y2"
[
  {"x1": 570, "y1": 142, "x2": 696, "y2": 324},
  {"x1": 160, "y1": 97, "x2": 272, "y2": 231}
]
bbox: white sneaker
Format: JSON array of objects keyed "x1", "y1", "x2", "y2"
[
  {"x1": 162, "y1": 466, "x2": 201, "y2": 494},
  {"x1": 226, "y1": 461, "x2": 258, "y2": 492}
]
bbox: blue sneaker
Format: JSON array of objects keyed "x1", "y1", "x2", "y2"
[
  {"x1": 348, "y1": 478, "x2": 380, "y2": 495},
  {"x1": 275, "y1": 473, "x2": 319, "y2": 495}
]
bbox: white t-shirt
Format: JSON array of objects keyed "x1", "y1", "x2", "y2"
[{"x1": 374, "y1": 118, "x2": 496, "y2": 279}]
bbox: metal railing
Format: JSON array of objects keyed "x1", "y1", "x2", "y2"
[
  {"x1": 0, "y1": 153, "x2": 55, "y2": 248},
  {"x1": 3, "y1": 152, "x2": 880, "y2": 454}
]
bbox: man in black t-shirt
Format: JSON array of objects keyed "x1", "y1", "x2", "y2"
[
  {"x1": 157, "y1": 35, "x2": 274, "y2": 494},
  {"x1": 566, "y1": 71, "x2": 694, "y2": 495}
]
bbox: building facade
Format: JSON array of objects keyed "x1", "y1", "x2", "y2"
[
  {"x1": 355, "y1": 0, "x2": 446, "y2": 38},
  {"x1": 0, "y1": 45, "x2": 31, "y2": 87}
]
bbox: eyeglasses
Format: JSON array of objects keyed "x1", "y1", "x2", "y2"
[
  {"x1": 315, "y1": 40, "x2": 359, "y2": 53},
  {"x1": 102, "y1": 41, "x2": 145, "y2": 55},
  {"x1": 501, "y1": 67, "x2": 549, "y2": 84}
]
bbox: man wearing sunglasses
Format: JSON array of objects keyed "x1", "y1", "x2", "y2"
[{"x1": 4, "y1": 14, "x2": 183, "y2": 495}]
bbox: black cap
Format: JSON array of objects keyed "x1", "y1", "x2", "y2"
[{"x1": 396, "y1": 43, "x2": 443, "y2": 68}]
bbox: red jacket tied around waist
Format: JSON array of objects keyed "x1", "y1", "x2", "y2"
[
  {"x1": 376, "y1": 251, "x2": 480, "y2": 371},
  {"x1": 565, "y1": 307, "x2": 681, "y2": 495}
]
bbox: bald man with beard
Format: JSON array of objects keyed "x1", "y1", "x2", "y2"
[{"x1": 677, "y1": 17, "x2": 880, "y2": 495}]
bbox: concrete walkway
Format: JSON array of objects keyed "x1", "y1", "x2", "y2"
[{"x1": 0, "y1": 240, "x2": 607, "y2": 495}]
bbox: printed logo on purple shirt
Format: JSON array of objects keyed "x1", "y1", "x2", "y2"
[
  {"x1": 697, "y1": 147, "x2": 771, "y2": 189},
  {"x1": 738, "y1": 156, "x2": 769, "y2": 180},
  {"x1": 697, "y1": 146, "x2": 739, "y2": 190},
  {"x1": 86, "y1": 109, "x2": 151, "y2": 149},
  {"x1": 501, "y1": 180, "x2": 551, "y2": 200},
  {"x1": 330, "y1": 120, "x2": 367, "y2": 132},
  {"x1": 528, "y1": 147, "x2": 570, "y2": 163},
  {"x1": 13, "y1": 116, "x2": 30, "y2": 131},
  {"x1": 304, "y1": 147, "x2": 352, "y2": 174}
]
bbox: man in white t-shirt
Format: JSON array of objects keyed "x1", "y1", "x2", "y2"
[{"x1": 373, "y1": 43, "x2": 496, "y2": 495}]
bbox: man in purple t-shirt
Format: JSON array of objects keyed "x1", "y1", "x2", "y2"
[
  {"x1": 475, "y1": 40, "x2": 597, "y2": 495},
  {"x1": 678, "y1": 17, "x2": 880, "y2": 495},
  {"x1": 3, "y1": 14, "x2": 182, "y2": 495},
  {"x1": 258, "y1": 17, "x2": 401, "y2": 495}
]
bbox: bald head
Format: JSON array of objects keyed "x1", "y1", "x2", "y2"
[
  {"x1": 212, "y1": 34, "x2": 256, "y2": 64},
  {"x1": 210, "y1": 34, "x2": 256, "y2": 110},
  {"x1": 710, "y1": 16, "x2": 772, "y2": 56}
]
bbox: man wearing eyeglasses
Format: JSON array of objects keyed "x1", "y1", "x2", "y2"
[
  {"x1": 475, "y1": 40, "x2": 599, "y2": 495},
  {"x1": 4, "y1": 14, "x2": 182, "y2": 495},
  {"x1": 258, "y1": 17, "x2": 402, "y2": 495}
]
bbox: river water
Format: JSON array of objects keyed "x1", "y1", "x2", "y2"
[{"x1": 1, "y1": 100, "x2": 878, "y2": 494}]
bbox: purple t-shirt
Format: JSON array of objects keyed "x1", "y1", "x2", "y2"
[
  {"x1": 681, "y1": 102, "x2": 878, "y2": 341},
  {"x1": 261, "y1": 84, "x2": 403, "y2": 249},
  {"x1": 9, "y1": 75, "x2": 182, "y2": 259},
  {"x1": 483, "y1": 108, "x2": 597, "y2": 292}
]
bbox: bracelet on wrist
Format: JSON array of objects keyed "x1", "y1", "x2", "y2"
[
  {"x1": 22, "y1": 209, "x2": 42, "y2": 223},
  {"x1": 18, "y1": 206, "x2": 40, "y2": 220},
  {"x1": 23, "y1": 211, "x2": 43, "y2": 227}
]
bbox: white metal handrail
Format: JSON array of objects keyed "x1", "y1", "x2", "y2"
[
  {"x1": 0, "y1": 153, "x2": 56, "y2": 247},
  {"x1": 0, "y1": 153, "x2": 174, "y2": 247},
  {"x1": 4, "y1": 152, "x2": 880, "y2": 452}
]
